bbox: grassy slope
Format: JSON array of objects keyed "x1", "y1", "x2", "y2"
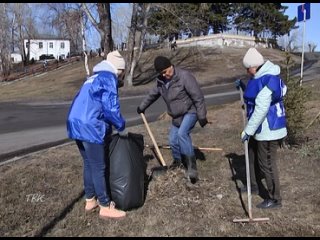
[{"x1": 0, "y1": 46, "x2": 301, "y2": 103}]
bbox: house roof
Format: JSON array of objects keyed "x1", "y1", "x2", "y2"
[{"x1": 23, "y1": 36, "x2": 71, "y2": 41}]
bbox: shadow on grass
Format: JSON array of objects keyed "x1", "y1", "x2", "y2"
[
  {"x1": 34, "y1": 190, "x2": 85, "y2": 237},
  {"x1": 35, "y1": 154, "x2": 154, "y2": 237},
  {"x1": 225, "y1": 152, "x2": 248, "y2": 217}
]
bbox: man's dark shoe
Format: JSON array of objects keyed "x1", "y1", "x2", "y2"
[
  {"x1": 240, "y1": 185, "x2": 259, "y2": 195},
  {"x1": 256, "y1": 199, "x2": 282, "y2": 209},
  {"x1": 169, "y1": 159, "x2": 184, "y2": 170}
]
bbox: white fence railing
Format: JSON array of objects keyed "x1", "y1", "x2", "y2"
[{"x1": 175, "y1": 33, "x2": 271, "y2": 49}]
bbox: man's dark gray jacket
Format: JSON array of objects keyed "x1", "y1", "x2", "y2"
[{"x1": 139, "y1": 67, "x2": 207, "y2": 127}]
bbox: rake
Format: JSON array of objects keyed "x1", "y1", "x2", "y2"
[
  {"x1": 145, "y1": 144, "x2": 223, "y2": 152},
  {"x1": 140, "y1": 113, "x2": 168, "y2": 174},
  {"x1": 233, "y1": 86, "x2": 269, "y2": 223}
]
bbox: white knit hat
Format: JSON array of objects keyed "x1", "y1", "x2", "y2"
[
  {"x1": 107, "y1": 50, "x2": 126, "y2": 70},
  {"x1": 242, "y1": 48, "x2": 265, "y2": 68}
]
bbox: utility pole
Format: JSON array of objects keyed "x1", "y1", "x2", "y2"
[
  {"x1": 300, "y1": 5, "x2": 306, "y2": 86},
  {"x1": 297, "y1": 3, "x2": 311, "y2": 87}
]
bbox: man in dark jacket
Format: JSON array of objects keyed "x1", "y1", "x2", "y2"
[{"x1": 137, "y1": 56, "x2": 208, "y2": 183}]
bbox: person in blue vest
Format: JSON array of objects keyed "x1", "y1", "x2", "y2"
[
  {"x1": 236, "y1": 47, "x2": 287, "y2": 209},
  {"x1": 66, "y1": 50, "x2": 128, "y2": 220}
]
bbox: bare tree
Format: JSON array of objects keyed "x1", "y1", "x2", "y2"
[
  {"x1": 307, "y1": 42, "x2": 317, "y2": 53},
  {"x1": 10, "y1": 9, "x2": 15, "y2": 53},
  {"x1": 44, "y1": 3, "x2": 91, "y2": 75},
  {"x1": 80, "y1": 4, "x2": 90, "y2": 76},
  {"x1": 0, "y1": 3, "x2": 12, "y2": 78},
  {"x1": 46, "y1": 3, "x2": 83, "y2": 55},
  {"x1": 278, "y1": 29, "x2": 301, "y2": 53},
  {"x1": 124, "y1": 3, "x2": 138, "y2": 87},
  {"x1": 112, "y1": 4, "x2": 132, "y2": 49},
  {"x1": 82, "y1": 3, "x2": 113, "y2": 58},
  {"x1": 124, "y1": 3, "x2": 152, "y2": 87},
  {"x1": 136, "y1": 4, "x2": 151, "y2": 66},
  {"x1": 9, "y1": 3, "x2": 35, "y2": 65}
]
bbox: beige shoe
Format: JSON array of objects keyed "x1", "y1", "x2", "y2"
[
  {"x1": 99, "y1": 201, "x2": 126, "y2": 220},
  {"x1": 85, "y1": 197, "x2": 98, "y2": 212}
]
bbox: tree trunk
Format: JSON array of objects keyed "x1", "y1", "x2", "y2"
[
  {"x1": 97, "y1": 3, "x2": 113, "y2": 57},
  {"x1": 83, "y1": 3, "x2": 113, "y2": 58},
  {"x1": 124, "y1": 3, "x2": 138, "y2": 87},
  {"x1": 136, "y1": 4, "x2": 151, "y2": 64},
  {"x1": 128, "y1": 4, "x2": 151, "y2": 85},
  {"x1": 0, "y1": 3, "x2": 11, "y2": 77},
  {"x1": 125, "y1": 3, "x2": 152, "y2": 88},
  {"x1": 80, "y1": 9, "x2": 90, "y2": 76}
]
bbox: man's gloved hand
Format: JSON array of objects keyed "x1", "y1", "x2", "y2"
[
  {"x1": 241, "y1": 131, "x2": 250, "y2": 142},
  {"x1": 235, "y1": 79, "x2": 246, "y2": 91},
  {"x1": 118, "y1": 129, "x2": 128, "y2": 137},
  {"x1": 137, "y1": 107, "x2": 144, "y2": 114},
  {"x1": 199, "y1": 118, "x2": 208, "y2": 128}
]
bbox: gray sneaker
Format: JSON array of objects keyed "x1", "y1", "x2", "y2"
[{"x1": 256, "y1": 199, "x2": 282, "y2": 209}]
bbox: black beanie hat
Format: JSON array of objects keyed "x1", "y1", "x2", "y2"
[{"x1": 154, "y1": 56, "x2": 172, "y2": 72}]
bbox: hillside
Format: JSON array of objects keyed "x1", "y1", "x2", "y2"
[{"x1": 0, "y1": 46, "x2": 301, "y2": 102}]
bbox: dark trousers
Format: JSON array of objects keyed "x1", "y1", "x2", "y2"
[
  {"x1": 247, "y1": 138, "x2": 259, "y2": 189},
  {"x1": 248, "y1": 138, "x2": 282, "y2": 202}
]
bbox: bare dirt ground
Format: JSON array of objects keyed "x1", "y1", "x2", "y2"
[{"x1": 0, "y1": 46, "x2": 319, "y2": 237}]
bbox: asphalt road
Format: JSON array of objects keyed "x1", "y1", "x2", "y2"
[
  {"x1": 0, "y1": 57, "x2": 318, "y2": 162},
  {"x1": 0, "y1": 83, "x2": 240, "y2": 162}
]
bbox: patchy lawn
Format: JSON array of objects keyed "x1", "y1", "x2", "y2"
[
  {"x1": 1, "y1": 94, "x2": 319, "y2": 237},
  {"x1": 0, "y1": 46, "x2": 319, "y2": 236}
]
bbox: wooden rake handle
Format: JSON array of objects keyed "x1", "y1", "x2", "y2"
[
  {"x1": 239, "y1": 87, "x2": 253, "y2": 219},
  {"x1": 144, "y1": 144, "x2": 222, "y2": 152},
  {"x1": 140, "y1": 113, "x2": 167, "y2": 167}
]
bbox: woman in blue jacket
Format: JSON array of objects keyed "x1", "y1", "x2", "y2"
[
  {"x1": 238, "y1": 47, "x2": 287, "y2": 209},
  {"x1": 66, "y1": 50, "x2": 128, "y2": 219}
]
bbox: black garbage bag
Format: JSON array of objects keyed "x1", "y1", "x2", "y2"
[{"x1": 105, "y1": 132, "x2": 146, "y2": 211}]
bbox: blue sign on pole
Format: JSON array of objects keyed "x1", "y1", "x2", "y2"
[{"x1": 298, "y1": 3, "x2": 311, "y2": 22}]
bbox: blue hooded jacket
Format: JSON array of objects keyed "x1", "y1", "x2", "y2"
[{"x1": 66, "y1": 60, "x2": 125, "y2": 144}]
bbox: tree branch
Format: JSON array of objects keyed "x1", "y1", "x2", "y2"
[{"x1": 82, "y1": 3, "x2": 103, "y2": 36}]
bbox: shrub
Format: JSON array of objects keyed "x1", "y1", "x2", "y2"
[{"x1": 281, "y1": 52, "x2": 310, "y2": 145}]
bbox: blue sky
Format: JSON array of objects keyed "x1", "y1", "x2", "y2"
[{"x1": 282, "y1": 3, "x2": 320, "y2": 51}]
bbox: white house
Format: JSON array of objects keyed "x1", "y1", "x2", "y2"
[
  {"x1": 23, "y1": 38, "x2": 70, "y2": 61},
  {"x1": 10, "y1": 52, "x2": 22, "y2": 63}
]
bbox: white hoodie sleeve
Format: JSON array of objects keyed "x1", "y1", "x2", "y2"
[{"x1": 244, "y1": 86, "x2": 272, "y2": 136}]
